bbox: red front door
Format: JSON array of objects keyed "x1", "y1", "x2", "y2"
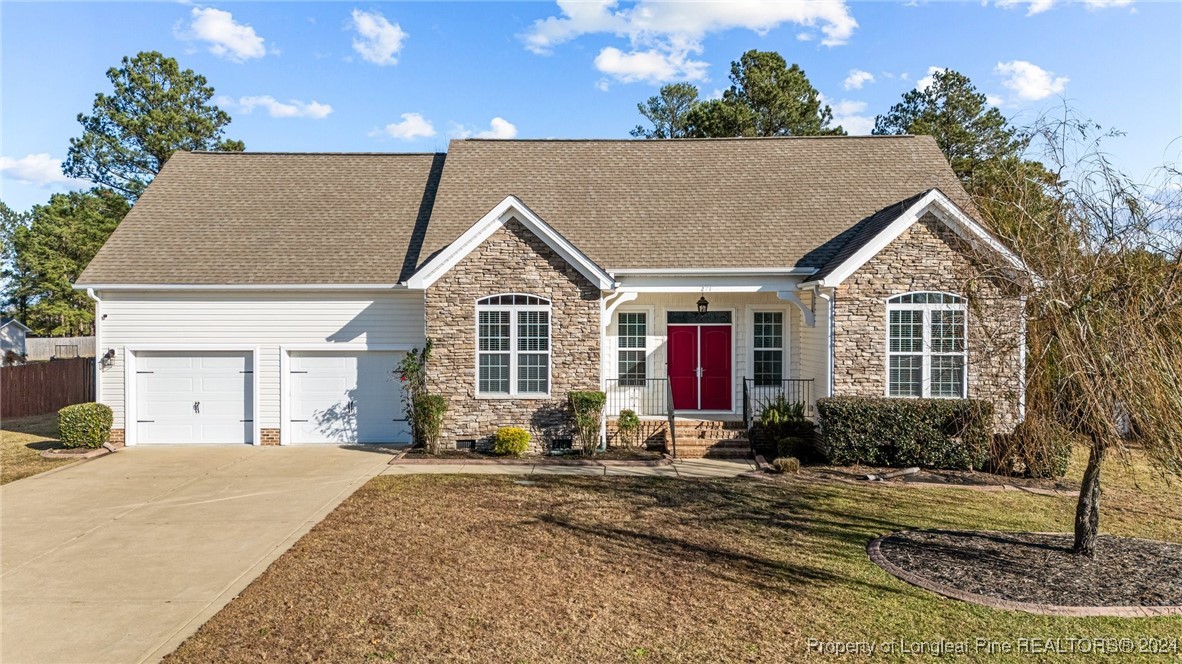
[{"x1": 667, "y1": 324, "x2": 732, "y2": 411}]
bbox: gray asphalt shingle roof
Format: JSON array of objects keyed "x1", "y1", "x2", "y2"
[{"x1": 77, "y1": 135, "x2": 973, "y2": 286}]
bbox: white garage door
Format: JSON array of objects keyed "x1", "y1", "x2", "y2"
[
  {"x1": 288, "y1": 351, "x2": 409, "y2": 444},
  {"x1": 136, "y1": 351, "x2": 253, "y2": 444}
]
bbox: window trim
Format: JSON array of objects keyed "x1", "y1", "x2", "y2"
[
  {"x1": 884, "y1": 292, "x2": 968, "y2": 399},
  {"x1": 615, "y1": 309, "x2": 650, "y2": 387},
  {"x1": 475, "y1": 293, "x2": 552, "y2": 398},
  {"x1": 748, "y1": 307, "x2": 789, "y2": 387}
]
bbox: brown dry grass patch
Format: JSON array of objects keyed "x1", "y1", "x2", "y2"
[
  {"x1": 167, "y1": 448, "x2": 1179, "y2": 663},
  {"x1": 1, "y1": 413, "x2": 74, "y2": 484}
]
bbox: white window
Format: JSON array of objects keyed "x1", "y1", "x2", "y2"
[
  {"x1": 886, "y1": 292, "x2": 967, "y2": 398},
  {"x1": 477, "y1": 294, "x2": 551, "y2": 396},
  {"x1": 752, "y1": 311, "x2": 784, "y2": 387},
  {"x1": 617, "y1": 311, "x2": 647, "y2": 387}
]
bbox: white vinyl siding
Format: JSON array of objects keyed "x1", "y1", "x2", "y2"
[{"x1": 96, "y1": 290, "x2": 425, "y2": 431}]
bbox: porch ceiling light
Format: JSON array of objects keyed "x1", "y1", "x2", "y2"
[{"x1": 697, "y1": 295, "x2": 709, "y2": 315}]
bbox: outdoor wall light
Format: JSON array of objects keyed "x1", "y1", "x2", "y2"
[{"x1": 697, "y1": 295, "x2": 709, "y2": 315}]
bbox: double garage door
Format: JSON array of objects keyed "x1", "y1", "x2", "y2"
[{"x1": 135, "y1": 350, "x2": 408, "y2": 444}]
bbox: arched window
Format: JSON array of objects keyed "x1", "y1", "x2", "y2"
[
  {"x1": 476, "y1": 294, "x2": 552, "y2": 396},
  {"x1": 886, "y1": 292, "x2": 967, "y2": 398}
]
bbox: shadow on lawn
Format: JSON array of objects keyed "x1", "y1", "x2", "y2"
[{"x1": 527, "y1": 476, "x2": 911, "y2": 596}]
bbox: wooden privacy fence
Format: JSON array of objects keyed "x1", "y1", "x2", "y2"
[
  {"x1": 1, "y1": 358, "x2": 96, "y2": 419},
  {"x1": 25, "y1": 336, "x2": 96, "y2": 362}
]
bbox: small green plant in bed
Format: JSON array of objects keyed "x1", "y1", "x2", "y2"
[
  {"x1": 492, "y1": 427, "x2": 530, "y2": 457},
  {"x1": 615, "y1": 409, "x2": 641, "y2": 448},
  {"x1": 758, "y1": 394, "x2": 817, "y2": 461}
]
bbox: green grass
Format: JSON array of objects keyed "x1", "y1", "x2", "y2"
[
  {"x1": 1, "y1": 414, "x2": 75, "y2": 484},
  {"x1": 166, "y1": 448, "x2": 1181, "y2": 663}
]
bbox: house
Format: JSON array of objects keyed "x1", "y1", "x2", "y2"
[
  {"x1": 1, "y1": 316, "x2": 30, "y2": 365},
  {"x1": 75, "y1": 136, "x2": 1032, "y2": 454}
]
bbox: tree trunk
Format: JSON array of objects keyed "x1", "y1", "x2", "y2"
[{"x1": 1073, "y1": 439, "x2": 1106, "y2": 556}]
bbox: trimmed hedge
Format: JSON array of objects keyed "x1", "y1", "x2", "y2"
[
  {"x1": 816, "y1": 396, "x2": 993, "y2": 470},
  {"x1": 58, "y1": 402, "x2": 114, "y2": 449}
]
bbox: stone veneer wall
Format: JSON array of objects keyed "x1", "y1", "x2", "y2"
[
  {"x1": 832, "y1": 213, "x2": 1025, "y2": 432},
  {"x1": 425, "y1": 218, "x2": 602, "y2": 450}
]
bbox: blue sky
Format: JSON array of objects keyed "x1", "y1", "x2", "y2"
[{"x1": 2, "y1": 1, "x2": 1179, "y2": 212}]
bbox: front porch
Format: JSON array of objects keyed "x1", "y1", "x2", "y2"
[{"x1": 599, "y1": 288, "x2": 825, "y2": 458}]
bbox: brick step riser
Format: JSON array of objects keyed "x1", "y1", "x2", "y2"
[
  {"x1": 673, "y1": 439, "x2": 750, "y2": 449},
  {"x1": 674, "y1": 449, "x2": 752, "y2": 459}
]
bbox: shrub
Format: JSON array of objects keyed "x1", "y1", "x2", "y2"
[
  {"x1": 991, "y1": 416, "x2": 1074, "y2": 478},
  {"x1": 493, "y1": 427, "x2": 530, "y2": 457},
  {"x1": 773, "y1": 456, "x2": 801, "y2": 473},
  {"x1": 615, "y1": 409, "x2": 641, "y2": 448},
  {"x1": 758, "y1": 394, "x2": 817, "y2": 460},
  {"x1": 58, "y1": 402, "x2": 113, "y2": 449},
  {"x1": 777, "y1": 435, "x2": 815, "y2": 461},
  {"x1": 816, "y1": 396, "x2": 993, "y2": 470},
  {"x1": 413, "y1": 394, "x2": 448, "y2": 455},
  {"x1": 568, "y1": 390, "x2": 606, "y2": 456}
]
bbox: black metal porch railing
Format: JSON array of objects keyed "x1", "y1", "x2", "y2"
[
  {"x1": 604, "y1": 377, "x2": 675, "y2": 457},
  {"x1": 604, "y1": 377, "x2": 671, "y2": 418},
  {"x1": 743, "y1": 378, "x2": 815, "y2": 431}
]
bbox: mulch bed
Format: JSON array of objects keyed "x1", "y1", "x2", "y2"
[
  {"x1": 808, "y1": 465, "x2": 1078, "y2": 493},
  {"x1": 39, "y1": 447, "x2": 110, "y2": 460},
  {"x1": 874, "y1": 530, "x2": 1182, "y2": 614},
  {"x1": 395, "y1": 447, "x2": 666, "y2": 465}
]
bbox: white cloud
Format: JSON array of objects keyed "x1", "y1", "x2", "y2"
[
  {"x1": 349, "y1": 9, "x2": 407, "y2": 66},
  {"x1": 842, "y1": 68, "x2": 875, "y2": 90},
  {"x1": 451, "y1": 117, "x2": 519, "y2": 140},
  {"x1": 796, "y1": 32, "x2": 814, "y2": 41},
  {"x1": 995, "y1": 60, "x2": 1068, "y2": 101},
  {"x1": 985, "y1": 93, "x2": 1004, "y2": 107},
  {"x1": 593, "y1": 46, "x2": 707, "y2": 84},
  {"x1": 225, "y1": 95, "x2": 333, "y2": 119},
  {"x1": 916, "y1": 66, "x2": 946, "y2": 91},
  {"x1": 178, "y1": 7, "x2": 267, "y2": 62},
  {"x1": 996, "y1": 0, "x2": 1056, "y2": 15},
  {"x1": 477, "y1": 117, "x2": 518, "y2": 139},
  {"x1": 595, "y1": 78, "x2": 611, "y2": 92},
  {"x1": 0, "y1": 154, "x2": 89, "y2": 189},
  {"x1": 378, "y1": 113, "x2": 435, "y2": 140},
  {"x1": 994, "y1": 0, "x2": 1132, "y2": 14},
  {"x1": 827, "y1": 98, "x2": 874, "y2": 135},
  {"x1": 522, "y1": 0, "x2": 857, "y2": 84}
]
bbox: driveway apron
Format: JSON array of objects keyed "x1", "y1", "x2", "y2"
[{"x1": 0, "y1": 445, "x2": 392, "y2": 664}]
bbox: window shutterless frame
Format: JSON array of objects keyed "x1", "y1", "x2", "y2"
[
  {"x1": 475, "y1": 293, "x2": 552, "y2": 398},
  {"x1": 884, "y1": 292, "x2": 968, "y2": 399}
]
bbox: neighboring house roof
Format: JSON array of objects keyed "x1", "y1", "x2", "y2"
[
  {"x1": 77, "y1": 152, "x2": 445, "y2": 286},
  {"x1": 0, "y1": 316, "x2": 31, "y2": 331},
  {"x1": 76, "y1": 135, "x2": 979, "y2": 287}
]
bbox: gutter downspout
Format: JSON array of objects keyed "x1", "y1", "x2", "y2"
[
  {"x1": 85, "y1": 288, "x2": 102, "y2": 405},
  {"x1": 810, "y1": 285, "x2": 836, "y2": 400}
]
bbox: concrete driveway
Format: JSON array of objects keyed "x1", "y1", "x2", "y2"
[{"x1": 0, "y1": 445, "x2": 394, "y2": 664}]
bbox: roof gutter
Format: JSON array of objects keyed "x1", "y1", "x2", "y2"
[
  {"x1": 72, "y1": 283, "x2": 407, "y2": 291},
  {"x1": 609, "y1": 267, "x2": 818, "y2": 277}
]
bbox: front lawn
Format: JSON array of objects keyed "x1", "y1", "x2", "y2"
[
  {"x1": 166, "y1": 450, "x2": 1180, "y2": 663},
  {"x1": 1, "y1": 414, "x2": 75, "y2": 484}
]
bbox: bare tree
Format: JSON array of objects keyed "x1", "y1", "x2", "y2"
[{"x1": 975, "y1": 108, "x2": 1182, "y2": 556}]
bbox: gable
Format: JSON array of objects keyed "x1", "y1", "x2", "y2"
[
  {"x1": 802, "y1": 189, "x2": 1036, "y2": 289},
  {"x1": 405, "y1": 196, "x2": 615, "y2": 291}
]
